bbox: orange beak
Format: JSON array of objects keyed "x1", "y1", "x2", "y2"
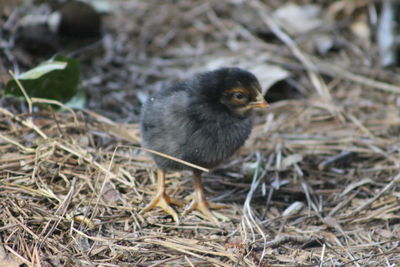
[{"x1": 248, "y1": 91, "x2": 269, "y2": 109}]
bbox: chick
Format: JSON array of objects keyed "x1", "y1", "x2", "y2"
[{"x1": 140, "y1": 67, "x2": 268, "y2": 223}]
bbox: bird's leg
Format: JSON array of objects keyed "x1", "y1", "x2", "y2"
[
  {"x1": 184, "y1": 170, "x2": 226, "y2": 223},
  {"x1": 141, "y1": 169, "x2": 183, "y2": 223}
]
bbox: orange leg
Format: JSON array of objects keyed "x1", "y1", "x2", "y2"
[
  {"x1": 184, "y1": 170, "x2": 226, "y2": 223},
  {"x1": 142, "y1": 169, "x2": 183, "y2": 223}
]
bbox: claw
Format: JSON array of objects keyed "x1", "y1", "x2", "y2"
[
  {"x1": 184, "y1": 170, "x2": 227, "y2": 224},
  {"x1": 141, "y1": 170, "x2": 183, "y2": 223},
  {"x1": 184, "y1": 197, "x2": 219, "y2": 224},
  {"x1": 142, "y1": 191, "x2": 182, "y2": 223}
]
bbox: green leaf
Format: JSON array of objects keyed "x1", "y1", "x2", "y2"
[
  {"x1": 18, "y1": 61, "x2": 67, "y2": 79},
  {"x1": 5, "y1": 55, "x2": 80, "y2": 103},
  {"x1": 65, "y1": 89, "x2": 86, "y2": 109}
]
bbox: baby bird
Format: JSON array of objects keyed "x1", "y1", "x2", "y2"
[{"x1": 140, "y1": 67, "x2": 268, "y2": 223}]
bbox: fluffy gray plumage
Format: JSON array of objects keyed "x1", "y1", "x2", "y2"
[{"x1": 140, "y1": 67, "x2": 261, "y2": 170}]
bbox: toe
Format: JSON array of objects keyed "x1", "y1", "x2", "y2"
[
  {"x1": 184, "y1": 199, "x2": 220, "y2": 224},
  {"x1": 208, "y1": 202, "x2": 228, "y2": 209},
  {"x1": 141, "y1": 193, "x2": 180, "y2": 223}
]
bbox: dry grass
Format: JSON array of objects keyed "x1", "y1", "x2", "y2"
[{"x1": 1, "y1": 0, "x2": 400, "y2": 266}]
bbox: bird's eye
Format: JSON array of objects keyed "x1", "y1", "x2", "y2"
[{"x1": 233, "y1": 92, "x2": 245, "y2": 100}]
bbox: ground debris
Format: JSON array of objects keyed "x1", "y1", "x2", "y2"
[{"x1": 1, "y1": 0, "x2": 400, "y2": 266}]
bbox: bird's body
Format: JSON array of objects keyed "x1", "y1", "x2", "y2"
[
  {"x1": 140, "y1": 67, "x2": 268, "y2": 223},
  {"x1": 141, "y1": 79, "x2": 252, "y2": 170}
]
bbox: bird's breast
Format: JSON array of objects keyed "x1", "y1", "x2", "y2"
[{"x1": 183, "y1": 116, "x2": 252, "y2": 168}]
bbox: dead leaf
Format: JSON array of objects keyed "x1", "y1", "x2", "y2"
[
  {"x1": 0, "y1": 247, "x2": 22, "y2": 267},
  {"x1": 282, "y1": 201, "x2": 304, "y2": 216},
  {"x1": 350, "y1": 14, "x2": 370, "y2": 43},
  {"x1": 273, "y1": 3, "x2": 322, "y2": 34},
  {"x1": 282, "y1": 154, "x2": 303, "y2": 169},
  {"x1": 376, "y1": 229, "x2": 392, "y2": 239},
  {"x1": 340, "y1": 178, "x2": 373, "y2": 196},
  {"x1": 102, "y1": 183, "x2": 122, "y2": 204},
  {"x1": 250, "y1": 65, "x2": 290, "y2": 95}
]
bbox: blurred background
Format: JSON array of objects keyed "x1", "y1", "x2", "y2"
[{"x1": 2, "y1": 0, "x2": 399, "y2": 121}]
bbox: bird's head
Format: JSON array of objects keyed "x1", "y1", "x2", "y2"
[{"x1": 209, "y1": 67, "x2": 268, "y2": 117}]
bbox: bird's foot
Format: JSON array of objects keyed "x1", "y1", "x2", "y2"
[
  {"x1": 184, "y1": 196, "x2": 226, "y2": 224},
  {"x1": 141, "y1": 191, "x2": 183, "y2": 223}
]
